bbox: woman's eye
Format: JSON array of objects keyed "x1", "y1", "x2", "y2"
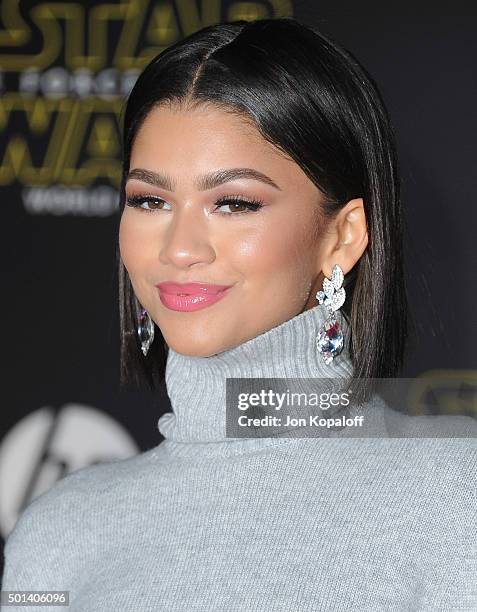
[
  {"x1": 126, "y1": 195, "x2": 170, "y2": 212},
  {"x1": 215, "y1": 197, "x2": 264, "y2": 215}
]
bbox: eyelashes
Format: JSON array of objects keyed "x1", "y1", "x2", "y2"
[{"x1": 125, "y1": 193, "x2": 265, "y2": 216}]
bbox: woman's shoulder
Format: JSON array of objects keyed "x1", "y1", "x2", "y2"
[
  {"x1": 355, "y1": 395, "x2": 477, "y2": 466},
  {"x1": 1, "y1": 446, "x2": 163, "y2": 589},
  {"x1": 340, "y1": 397, "x2": 477, "y2": 494},
  {"x1": 377, "y1": 396, "x2": 477, "y2": 440},
  {"x1": 292, "y1": 395, "x2": 477, "y2": 491},
  {"x1": 3, "y1": 446, "x2": 160, "y2": 557},
  {"x1": 36, "y1": 444, "x2": 158, "y2": 500}
]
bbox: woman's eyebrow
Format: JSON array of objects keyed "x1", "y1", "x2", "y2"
[{"x1": 126, "y1": 167, "x2": 282, "y2": 191}]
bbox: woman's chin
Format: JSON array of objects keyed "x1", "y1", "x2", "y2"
[{"x1": 164, "y1": 334, "x2": 227, "y2": 358}]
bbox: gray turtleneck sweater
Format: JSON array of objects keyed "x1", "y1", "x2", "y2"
[{"x1": 2, "y1": 305, "x2": 476, "y2": 611}]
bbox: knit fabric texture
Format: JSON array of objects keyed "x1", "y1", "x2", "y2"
[{"x1": 2, "y1": 304, "x2": 476, "y2": 611}]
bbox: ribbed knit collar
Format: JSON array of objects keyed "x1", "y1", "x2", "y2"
[{"x1": 157, "y1": 303, "x2": 354, "y2": 453}]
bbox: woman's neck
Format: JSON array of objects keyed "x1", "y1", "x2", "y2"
[{"x1": 158, "y1": 304, "x2": 353, "y2": 452}]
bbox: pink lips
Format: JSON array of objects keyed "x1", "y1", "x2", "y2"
[{"x1": 155, "y1": 281, "x2": 233, "y2": 312}]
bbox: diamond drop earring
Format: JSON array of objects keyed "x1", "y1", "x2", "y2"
[
  {"x1": 315, "y1": 264, "x2": 346, "y2": 364},
  {"x1": 137, "y1": 308, "x2": 155, "y2": 356}
]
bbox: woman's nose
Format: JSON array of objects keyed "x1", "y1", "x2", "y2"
[{"x1": 158, "y1": 204, "x2": 216, "y2": 269}]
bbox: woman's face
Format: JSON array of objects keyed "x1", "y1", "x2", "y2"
[{"x1": 119, "y1": 103, "x2": 330, "y2": 356}]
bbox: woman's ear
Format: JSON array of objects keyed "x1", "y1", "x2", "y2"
[{"x1": 320, "y1": 198, "x2": 368, "y2": 278}]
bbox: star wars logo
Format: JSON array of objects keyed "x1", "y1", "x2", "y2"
[{"x1": 0, "y1": 0, "x2": 293, "y2": 214}]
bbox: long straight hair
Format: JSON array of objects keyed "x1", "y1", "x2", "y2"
[{"x1": 117, "y1": 17, "x2": 408, "y2": 391}]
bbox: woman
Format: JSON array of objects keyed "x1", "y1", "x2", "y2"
[{"x1": 3, "y1": 17, "x2": 476, "y2": 611}]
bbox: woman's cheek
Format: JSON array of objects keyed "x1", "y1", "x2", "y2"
[{"x1": 119, "y1": 214, "x2": 147, "y2": 273}]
